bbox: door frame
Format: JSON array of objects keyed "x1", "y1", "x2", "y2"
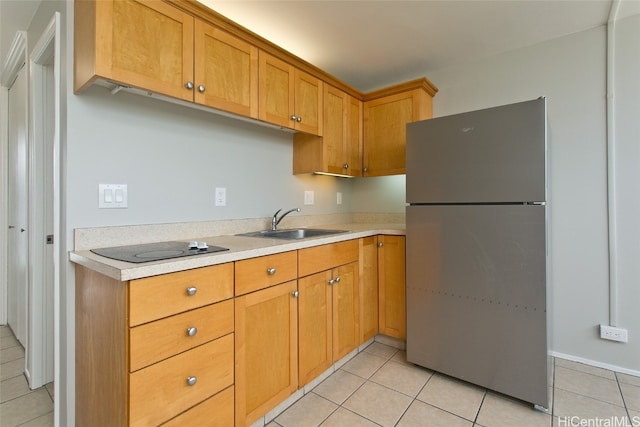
[{"x1": 26, "y1": 12, "x2": 60, "y2": 389}]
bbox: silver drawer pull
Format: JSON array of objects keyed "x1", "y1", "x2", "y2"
[
  {"x1": 186, "y1": 327, "x2": 198, "y2": 337},
  {"x1": 186, "y1": 376, "x2": 197, "y2": 386},
  {"x1": 267, "y1": 267, "x2": 276, "y2": 275},
  {"x1": 186, "y1": 286, "x2": 197, "y2": 296},
  {"x1": 292, "y1": 290, "x2": 299, "y2": 298},
  {"x1": 328, "y1": 279, "x2": 335, "y2": 285},
  {"x1": 334, "y1": 277, "x2": 341, "y2": 283}
]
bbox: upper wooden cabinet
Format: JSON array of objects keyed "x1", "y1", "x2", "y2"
[
  {"x1": 259, "y1": 51, "x2": 323, "y2": 135},
  {"x1": 363, "y1": 79, "x2": 437, "y2": 176},
  {"x1": 293, "y1": 84, "x2": 363, "y2": 176},
  {"x1": 194, "y1": 20, "x2": 258, "y2": 117},
  {"x1": 75, "y1": 0, "x2": 258, "y2": 118},
  {"x1": 75, "y1": 0, "x2": 194, "y2": 100}
]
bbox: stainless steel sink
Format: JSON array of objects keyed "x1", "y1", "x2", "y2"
[{"x1": 238, "y1": 228, "x2": 348, "y2": 240}]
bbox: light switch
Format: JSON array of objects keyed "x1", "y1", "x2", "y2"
[
  {"x1": 215, "y1": 187, "x2": 226, "y2": 206},
  {"x1": 99, "y1": 184, "x2": 128, "y2": 208},
  {"x1": 304, "y1": 190, "x2": 314, "y2": 205}
]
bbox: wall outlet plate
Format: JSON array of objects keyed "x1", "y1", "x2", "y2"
[
  {"x1": 600, "y1": 324, "x2": 628, "y2": 343},
  {"x1": 215, "y1": 187, "x2": 226, "y2": 206}
]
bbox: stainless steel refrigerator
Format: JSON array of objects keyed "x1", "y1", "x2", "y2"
[{"x1": 406, "y1": 98, "x2": 548, "y2": 409}]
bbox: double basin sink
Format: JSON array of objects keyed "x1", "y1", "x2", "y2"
[{"x1": 238, "y1": 228, "x2": 347, "y2": 240}]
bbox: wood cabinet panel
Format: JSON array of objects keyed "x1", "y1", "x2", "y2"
[
  {"x1": 298, "y1": 271, "x2": 333, "y2": 385},
  {"x1": 293, "y1": 84, "x2": 361, "y2": 176},
  {"x1": 359, "y1": 236, "x2": 379, "y2": 343},
  {"x1": 332, "y1": 262, "x2": 360, "y2": 360},
  {"x1": 129, "y1": 263, "x2": 233, "y2": 326},
  {"x1": 129, "y1": 334, "x2": 234, "y2": 426},
  {"x1": 298, "y1": 240, "x2": 358, "y2": 277},
  {"x1": 378, "y1": 235, "x2": 406, "y2": 339},
  {"x1": 162, "y1": 385, "x2": 235, "y2": 427},
  {"x1": 235, "y1": 280, "x2": 298, "y2": 427},
  {"x1": 75, "y1": 0, "x2": 194, "y2": 100},
  {"x1": 259, "y1": 51, "x2": 322, "y2": 135},
  {"x1": 235, "y1": 251, "x2": 297, "y2": 296},
  {"x1": 195, "y1": 20, "x2": 258, "y2": 117},
  {"x1": 129, "y1": 299, "x2": 234, "y2": 372}
]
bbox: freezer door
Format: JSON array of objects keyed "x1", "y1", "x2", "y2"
[
  {"x1": 406, "y1": 204, "x2": 548, "y2": 407},
  {"x1": 406, "y1": 98, "x2": 546, "y2": 204}
]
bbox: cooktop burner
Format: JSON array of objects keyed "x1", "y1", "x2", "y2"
[{"x1": 91, "y1": 241, "x2": 229, "y2": 263}]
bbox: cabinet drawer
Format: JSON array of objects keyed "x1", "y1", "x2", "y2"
[
  {"x1": 129, "y1": 333, "x2": 234, "y2": 426},
  {"x1": 161, "y1": 385, "x2": 234, "y2": 427},
  {"x1": 298, "y1": 240, "x2": 358, "y2": 277},
  {"x1": 235, "y1": 251, "x2": 297, "y2": 295},
  {"x1": 129, "y1": 263, "x2": 233, "y2": 326},
  {"x1": 129, "y1": 299, "x2": 234, "y2": 372}
]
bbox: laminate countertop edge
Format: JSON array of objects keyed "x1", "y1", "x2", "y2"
[{"x1": 69, "y1": 224, "x2": 405, "y2": 282}]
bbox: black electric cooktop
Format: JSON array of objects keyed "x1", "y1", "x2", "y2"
[{"x1": 91, "y1": 241, "x2": 229, "y2": 264}]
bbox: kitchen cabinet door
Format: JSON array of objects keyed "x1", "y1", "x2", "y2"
[
  {"x1": 235, "y1": 280, "x2": 298, "y2": 427},
  {"x1": 359, "y1": 236, "x2": 379, "y2": 343},
  {"x1": 332, "y1": 262, "x2": 359, "y2": 360},
  {"x1": 75, "y1": 0, "x2": 194, "y2": 100},
  {"x1": 194, "y1": 21, "x2": 258, "y2": 118},
  {"x1": 363, "y1": 82, "x2": 434, "y2": 176},
  {"x1": 378, "y1": 235, "x2": 406, "y2": 339},
  {"x1": 259, "y1": 51, "x2": 323, "y2": 135},
  {"x1": 298, "y1": 261, "x2": 359, "y2": 387},
  {"x1": 298, "y1": 271, "x2": 333, "y2": 386},
  {"x1": 293, "y1": 84, "x2": 362, "y2": 176}
]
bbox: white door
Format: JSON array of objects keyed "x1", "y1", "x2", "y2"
[{"x1": 7, "y1": 64, "x2": 29, "y2": 347}]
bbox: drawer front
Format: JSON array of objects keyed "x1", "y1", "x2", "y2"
[
  {"x1": 235, "y1": 251, "x2": 297, "y2": 295},
  {"x1": 129, "y1": 263, "x2": 233, "y2": 326},
  {"x1": 298, "y1": 240, "x2": 358, "y2": 277},
  {"x1": 129, "y1": 333, "x2": 234, "y2": 427},
  {"x1": 161, "y1": 385, "x2": 234, "y2": 427},
  {"x1": 129, "y1": 299, "x2": 234, "y2": 372}
]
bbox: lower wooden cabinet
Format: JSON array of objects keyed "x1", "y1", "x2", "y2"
[
  {"x1": 75, "y1": 263, "x2": 235, "y2": 427},
  {"x1": 298, "y1": 261, "x2": 359, "y2": 386},
  {"x1": 378, "y1": 235, "x2": 407, "y2": 339},
  {"x1": 235, "y1": 280, "x2": 299, "y2": 427},
  {"x1": 359, "y1": 236, "x2": 379, "y2": 343}
]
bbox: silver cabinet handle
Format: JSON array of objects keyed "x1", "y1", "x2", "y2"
[
  {"x1": 198, "y1": 85, "x2": 205, "y2": 93},
  {"x1": 328, "y1": 279, "x2": 335, "y2": 285},
  {"x1": 292, "y1": 290, "x2": 299, "y2": 298},
  {"x1": 185, "y1": 81, "x2": 194, "y2": 90},
  {"x1": 363, "y1": 167, "x2": 368, "y2": 173},
  {"x1": 378, "y1": 242, "x2": 383, "y2": 248},
  {"x1": 290, "y1": 114, "x2": 298, "y2": 121},
  {"x1": 186, "y1": 286, "x2": 197, "y2": 296},
  {"x1": 343, "y1": 163, "x2": 349, "y2": 169},
  {"x1": 186, "y1": 327, "x2": 198, "y2": 337},
  {"x1": 334, "y1": 277, "x2": 341, "y2": 283},
  {"x1": 186, "y1": 376, "x2": 197, "y2": 386},
  {"x1": 267, "y1": 267, "x2": 276, "y2": 276},
  {"x1": 296, "y1": 116, "x2": 302, "y2": 123}
]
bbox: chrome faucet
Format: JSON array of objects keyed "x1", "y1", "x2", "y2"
[{"x1": 271, "y1": 208, "x2": 301, "y2": 230}]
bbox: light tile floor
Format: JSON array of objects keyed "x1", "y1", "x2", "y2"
[
  {"x1": 1, "y1": 323, "x2": 638, "y2": 427},
  {"x1": 268, "y1": 341, "x2": 640, "y2": 427},
  {"x1": 1, "y1": 325, "x2": 53, "y2": 427}
]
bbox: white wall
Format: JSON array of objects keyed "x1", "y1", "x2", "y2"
[{"x1": 354, "y1": 21, "x2": 640, "y2": 373}]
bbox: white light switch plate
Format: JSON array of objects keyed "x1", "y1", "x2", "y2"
[
  {"x1": 99, "y1": 184, "x2": 128, "y2": 208},
  {"x1": 215, "y1": 187, "x2": 226, "y2": 206},
  {"x1": 304, "y1": 190, "x2": 314, "y2": 205}
]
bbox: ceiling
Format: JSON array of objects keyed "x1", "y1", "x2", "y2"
[
  {"x1": 203, "y1": 0, "x2": 640, "y2": 92},
  {"x1": 1, "y1": 1, "x2": 639, "y2": 91}
]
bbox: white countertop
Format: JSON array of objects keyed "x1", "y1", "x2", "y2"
[{"x1": 69, "y1": 223, "x2": 405, "y2": 282}]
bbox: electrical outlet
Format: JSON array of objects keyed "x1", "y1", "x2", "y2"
[
  {"x1": 304, "y1": 190, "x2": 314, "y2": 205},
  {"x1": 337, "y1": 192, "x2": 342, "y2": 205},
  {"x1": 600, "y1": 325, "x2": 628, "y2": 343},
  {"x1": 215, "y1": 187, "x2": 226, "y2": 206}
]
